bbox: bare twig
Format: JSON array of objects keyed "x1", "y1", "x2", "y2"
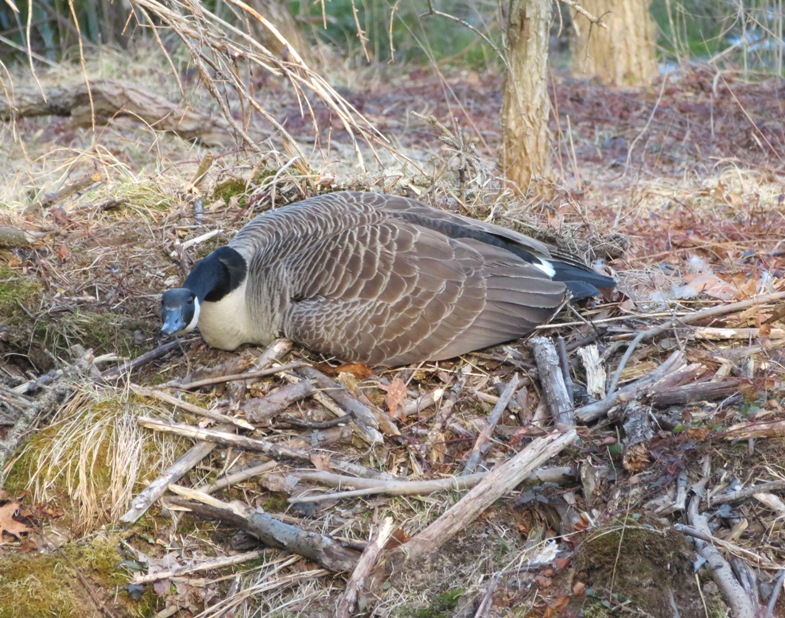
[
  {"x1": 335, "y1": 517, "x2": 394, "y2": 618},
  {"x1": 168, "y1": 362, "x2": 304, "y2": 390},
  {"x1": 132, "y1": 550, "x2": 267, "y2": 584},
  {"x1": 462, "y1": 373, "x2": 520, "y2": 475},
  {"x1": 137, "y1": 416, "x2": 390, "y2": 479},
  {"x1": 288, "y1": 466, "x2": 573, "y2": 503},
  {"x1": 130, "y1": 384, "x2": 254, "y2": 430},
  {"x1": 608, "y1": 291, "x2": 785, "y2": 396}
]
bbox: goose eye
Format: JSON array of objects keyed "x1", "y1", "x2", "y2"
[{"x1": 187, "y1": 298, "x2": 194, "y2": 305}]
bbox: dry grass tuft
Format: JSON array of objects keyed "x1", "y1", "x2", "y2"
[{"x1": 9, "y1": 383, "x2": 181, "y2": 532}]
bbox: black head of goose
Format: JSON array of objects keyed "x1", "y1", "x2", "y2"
[{"x1": 161, "y1": 191, "x2": 615, "y2": 367}]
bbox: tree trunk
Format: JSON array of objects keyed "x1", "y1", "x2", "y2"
[
  {"x1": 501, "y1": 0, "x2": 553, "y2": 194},
  {"x1": 246, "y1": 0, "x2": 316, "y2": 67},
  {"x1": 571, "y1": 0, "x2": 658, "y2": 86}
]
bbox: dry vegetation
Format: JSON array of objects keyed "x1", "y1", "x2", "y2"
[{"x1": 0, "y1": 16, "x2": 784, "y2": 618}]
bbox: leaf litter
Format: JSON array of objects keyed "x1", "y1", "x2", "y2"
[{"x1": 0, "y1": 48, "x2": 783, "y2": 618}]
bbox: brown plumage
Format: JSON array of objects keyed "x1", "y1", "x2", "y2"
[{"x1": 160, "y1": 191, "x2": 614, "y2": 366}]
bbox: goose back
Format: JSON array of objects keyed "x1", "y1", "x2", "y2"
[{"x1": 188, "y1": 192, "x2": 612, "y2": 365}]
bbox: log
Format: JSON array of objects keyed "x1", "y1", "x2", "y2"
[{"x1": 0, "y1": 79, "x2": 233, "y2": 146}]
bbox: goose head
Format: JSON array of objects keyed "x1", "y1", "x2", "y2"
[{"x1": 160, "y1": 246, "x2": 247, "y2": 335}]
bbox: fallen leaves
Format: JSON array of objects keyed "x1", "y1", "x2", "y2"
[{"x1": 0, "y1": 501, "x2": 33, "y2": 542}]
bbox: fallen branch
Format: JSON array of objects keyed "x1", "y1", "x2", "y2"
[
  {"x1": 608, "y1": 291, "x2": 785, "y2": 395},
  {"x1": 287, "y1": 466, "x2": 574, "y2": 503},
  {"x1": 132, "y1": 549, "x2": 267, "y2": 584},
  {"x1": 137, "y1": 416, "x2": 391, "y2": 479},
  {"x1": 683, "y1": 496, "x2": 758, "y2": 618},
  {"x1": 170, "y1": 361, "x2": 304, "y2": 390},
  {"x1": 100, "y1": 340, "x2": 190, "y2": 381},
  {"x1": 243, "y1": 380, "x2": 313, "y2": 424},
  {"x1": 529, "y1": 338, "x2": 573, "y2": 427},
  {"x1": 722, "y1": 420, "x2": 785, "y2": 441},
  {"x1": 386, "y1": 429, "x2": 577, "y2": 567},
  {"x1": 120, "y1": 427, "x2": 229, "y2": 524},
  {"x1": 335, "y1": 517, "x2": 394, "y2": 618},
  {"x1": 200, "y1": 461, "x2": 278, "y2": 495},
  {"x1": 130, "y1": 384, "x2": 254, "y2": 430},
  {"x1": 462, "y1": 373, "x2": 520, "y2": 475},
  {"x1": 709, "y1": 480, "x2": 785, "y2": 505},
  {"x1": 166, "y1": 497, "x2": 360, "y2": 573},
  {"x1": 576, "y1": 350, "x2": 685, "y2": 423}
]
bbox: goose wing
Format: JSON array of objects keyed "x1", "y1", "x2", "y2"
[{"x1": 279, "y1": 213, "x2": 567, "y2": 366}]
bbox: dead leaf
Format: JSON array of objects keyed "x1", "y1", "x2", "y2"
[
  {"x1": 0, "y1": 501, "x2": 33, "y2": 541},
  {"x1": 310, "y1": 453, "x2": 333, "y2": 471},
  {"x1": 382, "y1": 378, "x2": 407, "y2": 420}
]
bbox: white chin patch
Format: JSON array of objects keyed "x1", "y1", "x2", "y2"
[
  {"x1": 185, "y1": 298, "x2": 201, "y2": 332},
  {"x1": 534, "y1": 259, "x2": 556, "y2": 278}
]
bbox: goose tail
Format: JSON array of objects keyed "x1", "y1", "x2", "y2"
[{"x1": 549, "y1": 259, "x2": 615, "y2": 301}]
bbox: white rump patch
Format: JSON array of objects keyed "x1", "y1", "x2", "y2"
[{"x1": 533, "y1": 259, "x2": 556, "y2": 278}]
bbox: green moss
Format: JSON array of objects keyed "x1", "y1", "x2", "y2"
[
  {"x1": 261, "y1": 493, "x2": 289, "y2": 513},
  {"x1": 0, "y1": 535, "x2": 151, "y2": 618},
  {"x1": 37, "y1": 310, "x2": 157, "y2": 359},
  {"x1": 0, "y1": 263, "x2": 44, "y2": 347},
  {"x1": 409, "y1": 588, "x2": 467, "y2": 618},
  {"x1": 573, "y1": 521, "x2": 701, "y2": 617},
  {"x1": 213, "y1": 177, "x2": 250, "y2": 205},
  {"x1": 212, "y1": 168, "x2": 286, "y2": 206}
]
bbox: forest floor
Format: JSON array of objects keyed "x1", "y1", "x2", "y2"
[{"x1": 0, "y1": 44, "x2": 784, "y2": 618}]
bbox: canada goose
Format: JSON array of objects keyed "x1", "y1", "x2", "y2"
[{"x1": 161, "y1": 191, "x2": 614, "y2": 366}]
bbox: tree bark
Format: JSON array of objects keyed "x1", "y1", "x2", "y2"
[
  {"x1": 246, "y1": 0, "x2": 316, "y2": 67},
  {"x1": 571, "y1": 0, "x2": 658, "y2": 86},
  {"x1": 501, "y1": 0, "x2": 553, "y2": 193}
]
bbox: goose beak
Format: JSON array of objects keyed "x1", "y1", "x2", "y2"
[{"x1": 161, "y1": 308, "x2": 187, "y2": 335}]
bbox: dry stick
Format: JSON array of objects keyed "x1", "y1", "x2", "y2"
[
  {"x1": 576, "y1": 349, "x2": 685, "y2": 423},
  {"x1": 132, "y1": 550, "x2": 267, "y2": 584},
  {"x1": 294, "y1": 366, "x2": 387, "y2": 442},
  {"x1": 137, "y1": 416, "x2": 390, "y2": 480},
  {"x1": 675, "y1": 525, "x2": 781, "y2": 569},
  {"x1": 122, "y1": 338, "x2": 294, "y2": 523},
  {"x1": 404, "y1": 387, "x2": 445, "y2": 417},
  {"x1": 462, "y1": 373, "x2": 520, "y2": 476},
  {"x1": 100, "y1": 340, "x2": 190, "y2": 381},
  {"x1": 608, "y1": 291, "x2": 785, "y2": 396},
  {"x1": 529, "y1": 337, "x2": 574, "y2": 427},
  {"x1": 556, "y1": 337, "x2": 574, "y2": 407},
  {"x1": 335, "y1": 517, "x2": 394, "y2": 618},
  {"x1": 649, "y1": 379, "x2": 743, "y2": 407},
  {"x1": 130, "y1": 384, "x2": 254, "y2": 430},
  {"x1": 243, "y1": 380, "x2": 313, "y2": 424},
  {"x1": 722, "y1": 419, "x2": 785, "y2": 440},
  {"x1": 166, "y1": 497, "x2": 360, "y2": 573},
  {"x1": 709, "y1": 480, "x2": 785, "y2": 506},
  {"x1": 388, "y1": 430, "x2": 577, "y2": 567},
  {"x1": 766, "y1": 569, "x2": 785, "y2": 618},
  {"x1": 169, "y1": 361, "x2": 304, "y2": 390},
  {"x1": 252, "y1": 339, "x2": 294, "y2": 369},
  {"x1": 119, "y1": 424, "x2": 232, "y2": 524},
  {"x1": 684, "y1": 496, "x2": 757, "y2": 618},
  {"x1": 200, "y1": 461, "x2": 278, "y2": 494},
  {"x1": 287, "y1": 466, "x2": 574, "y2": 504}
]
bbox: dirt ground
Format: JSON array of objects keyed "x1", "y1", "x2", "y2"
[{"x1": 0, "y1": 43, "x2": 784, "y2": 617}]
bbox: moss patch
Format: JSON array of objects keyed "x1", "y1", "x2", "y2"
[
  {"x1": 570, "y1": 520, "x2": 709, "y2": 618},
  {"x1": 0, "y1": 535, "x2": 155, "y2": 618}
]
